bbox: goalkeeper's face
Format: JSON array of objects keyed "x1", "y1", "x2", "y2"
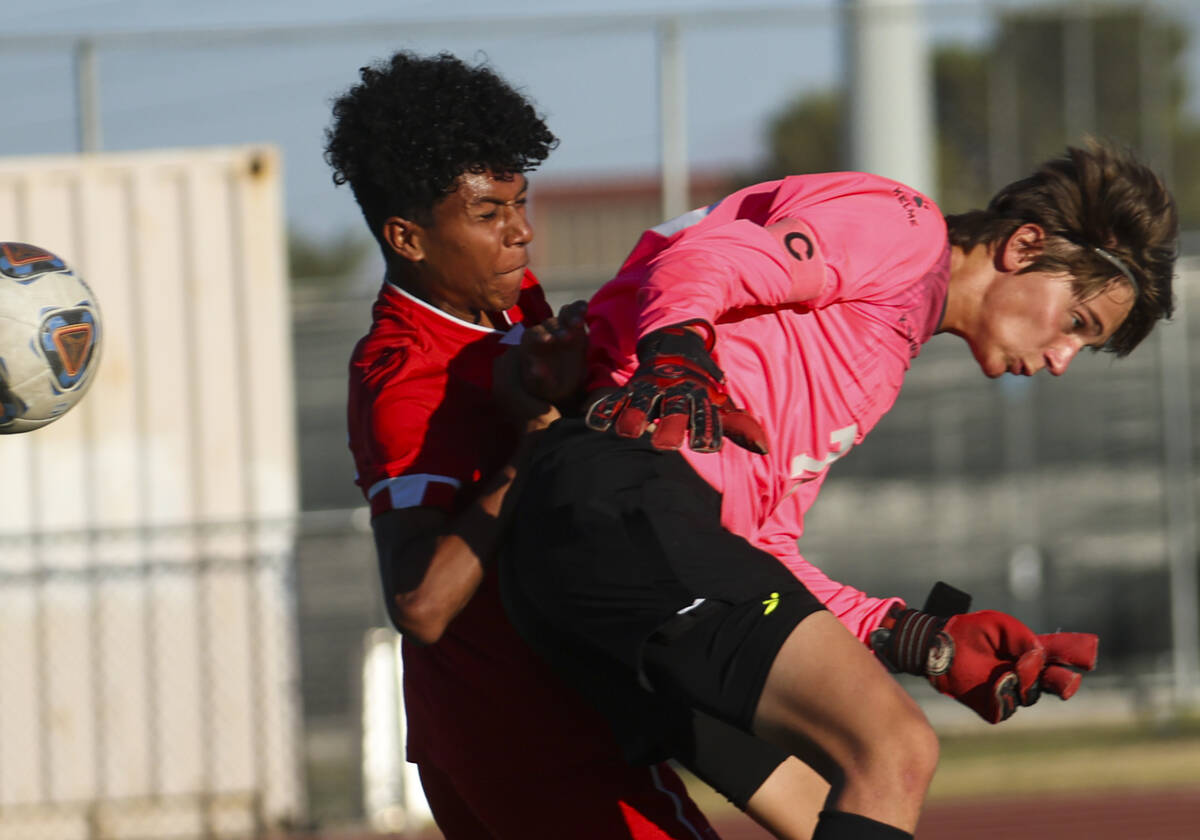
[
  {"x1": 965, "y1": 270, "x2": 1133, "y2": 378},
  {"x1": 411, "y1": 170, "x2": 533, "y2": 322}
]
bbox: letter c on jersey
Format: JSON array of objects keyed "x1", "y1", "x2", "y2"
[{"x1": 784, "y1": 232, "x2": 815, "y2": 261}]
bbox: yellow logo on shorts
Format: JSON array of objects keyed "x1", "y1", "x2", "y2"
[{"x1": 762, "y1": 592, "x2": 780, "y2": 615}]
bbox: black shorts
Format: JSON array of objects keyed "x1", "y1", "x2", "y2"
[{"x1": 498, "y1": 420, "x2": 824, "y2": 804}]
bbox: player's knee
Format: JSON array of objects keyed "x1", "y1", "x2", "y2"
[
  {"x1": 891, "y1": 712, "x2": 939, "y2": 797},
  {"x1": 828, "y1": 681, "x2": 937, "y2": 801},
  {"x1": 854, "y1": 703, "x2": 938, "y2": 800}
]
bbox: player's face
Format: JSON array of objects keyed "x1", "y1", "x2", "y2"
[
  {"x1": 415, "y1": 170, "x2": 533, "y2": 321},
  {"x1": 966, "y1": 271, "x2": 1134, "y2": 378}
]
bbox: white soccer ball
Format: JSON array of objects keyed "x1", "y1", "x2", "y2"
[{"x1": 0, "y1": 242, "x2": 102, "y2": 434}]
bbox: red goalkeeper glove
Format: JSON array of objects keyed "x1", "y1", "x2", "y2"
[
  {"x1": 585, "y1": 319, "x2": 768, "y2": 454},
  {"x1": 871, "y1": 583, "x2": 1099, "y2": 724}
]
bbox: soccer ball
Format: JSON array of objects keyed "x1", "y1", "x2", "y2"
[{"x1": 0, "y1": 242, "x2": 102, "y2": 433}]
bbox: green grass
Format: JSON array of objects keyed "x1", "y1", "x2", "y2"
[
  {"x1": 679, "y1": 715, "x2": 1200, "y2": 819},
  {"x1": 929, "y1": 715, "x2": 1200, "y2": 800}
]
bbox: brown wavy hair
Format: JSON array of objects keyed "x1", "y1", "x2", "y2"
[{"x1": 945, "y1": 140, "x2": 1177, "y2": 356}]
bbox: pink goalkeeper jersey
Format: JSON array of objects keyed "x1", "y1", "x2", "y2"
[{"x1": 586, "y1": 173, "x2": 951, "y2": 642}]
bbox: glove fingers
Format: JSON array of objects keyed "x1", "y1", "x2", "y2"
[
  {"x1": 720, "y1": 409, "x2": 770, "y2": 455},
  {"x1": 688, "y1": 400, "x2": 722, "y2": 453},
  {"x1": 614, "y1": 382, "x2": 661, "y2": 438},
  {"x1": 614, "y1": 407, "x2": 651, "y2": 439},
  {"x1": 650, "y1": 411, "x2": 688, "y2": 450},
  {"x1": 1014, "y1": 647, "x2": 1046, "y2": 706},
  {"x1": 585, "y1": 393, "x2": 624, "y2": 432},
  {"x1": 938, "y1": 674, "x2": 1018, "y2": 724},
  {"x1": 1038, "y1": 632, "x2": 1098, "y2": 671},
  {"x1": 593, "y1": 324, "x2": 767, "y2": 456},
  {"x1": 973, "y1": 647, "x2": 1045, "y2": 724},
  {"x1": 1040, "y1": 664, "x2": 1084, "y2": 700},
  {"x1": 991, "y1": 672, "x2": 1020, "y2": 723}
]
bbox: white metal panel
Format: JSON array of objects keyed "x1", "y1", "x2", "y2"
[
  {"x1": 0, "y1": 587, "x2": 42, "y2": 804},
  {"x1": 77, "y1": 168, "x2": 141, "y2": 547},
  {"x1": 0, "y1": 144, "x2": 302, "y2": 833}
]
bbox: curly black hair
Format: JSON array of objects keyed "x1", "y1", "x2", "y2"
[{"x1": 325, "y1": 51, "x2": 558, "y2": 246}]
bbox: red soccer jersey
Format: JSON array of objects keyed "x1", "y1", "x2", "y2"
[{"x1": 346, "y1": 272, "x2": 633, "y2": 773}]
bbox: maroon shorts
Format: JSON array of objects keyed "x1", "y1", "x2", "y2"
[{"x1": 417, "y1": 757, "x2": 720, "y2": 840}]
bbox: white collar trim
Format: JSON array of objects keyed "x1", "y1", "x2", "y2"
[{"x1": 386, "y1": 279, "x2": 514, "y2": 334}]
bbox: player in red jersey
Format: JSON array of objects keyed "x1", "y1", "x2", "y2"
[
  {"x1": 327, "y1": 51, "x2": 825, "y2": 840},
  {"x1": 499, "y1": 142, "x2": 1178, "y2": 840}
]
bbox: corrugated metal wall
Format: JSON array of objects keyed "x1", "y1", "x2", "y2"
[{"x1": 0, "y1": 145, "x2": 303, "y2": 839}]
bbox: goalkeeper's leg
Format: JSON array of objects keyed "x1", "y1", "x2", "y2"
[
  {"x1": 752, "y1": 611, "x2": 938, "y2": 837},
  {"x1": 503, "y1": 422, "x2": 934, "y2": 837},
  {"x1": 743, "y1": 756, "x2": 829, "y2": 840}
]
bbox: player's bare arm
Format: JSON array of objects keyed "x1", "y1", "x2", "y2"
[
  {"x1": 376, "y1": 303, "x2": 587, "y2": 645},
  {"x1": 373, "y1": 506, "x2": 482, "y2": 644},
  {"x1": 373, "y1": 413, "x2": 554, "y2": 645}
]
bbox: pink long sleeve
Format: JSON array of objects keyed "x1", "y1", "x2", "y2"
[
  {"x1": 750, "y1": 494, "x2": 903, "y2": 644},
  {"x1": 635, "y1": 218, "x2": 829, "y2": 339}
]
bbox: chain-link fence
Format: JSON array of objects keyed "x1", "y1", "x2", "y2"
[{"x1": 0, "y1": 523, "x2": 303, "y2": 840}]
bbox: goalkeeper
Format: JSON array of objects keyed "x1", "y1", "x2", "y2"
[{"x1": 500, "y1": 141, "x2": 1177, "y2": 840}]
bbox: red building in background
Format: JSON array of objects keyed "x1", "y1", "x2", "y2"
[{"x1": 529, "y1": 171, "x2": 736, "y2": 295}]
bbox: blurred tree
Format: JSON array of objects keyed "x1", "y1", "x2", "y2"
[
  {"x1": 751, "y1": 3, "x2": 1200, "y2": 226},
  {"x1": 288, "y1": 229, "x2": 372, "y2": 290},
  {"x1": 759, "y1": 90, "x2": 845, "y2": 181}
]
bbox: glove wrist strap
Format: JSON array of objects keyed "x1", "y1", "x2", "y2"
[
  {"x1": 873, "y1": 607, "x2": 951, "y2": 676},
  {"x1": 635, "y1": 320, "x2": 723, "y2": 381}
]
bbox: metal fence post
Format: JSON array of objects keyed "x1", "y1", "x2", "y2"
[
  {"x1": 74, "y1": 38, "x2": 102, "y2": 153},
  {"x1": 1160, "y1": 286, "x2": 1200, "y2": 708},
  {"x1": 657, "y1": 17, "x2": 689, "y2": 222}
]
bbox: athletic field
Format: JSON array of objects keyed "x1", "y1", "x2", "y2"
[
  {"x1": 372, "y1": 716, "x2": 1200, "y2": 838},
  {"x1": 693, "y1": 717, "x2": 1200, "y2": 839}
]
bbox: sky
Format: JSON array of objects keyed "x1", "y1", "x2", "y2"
[{"x1": 1, "y1": 0, "x2": 1198, "y2": 241}]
